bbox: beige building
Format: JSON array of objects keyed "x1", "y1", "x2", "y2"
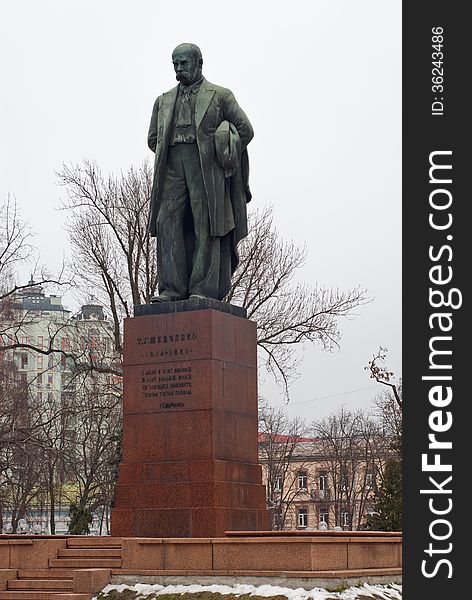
[{"x1": 259, "y1": 434, "x2": 385, "y2": 531}]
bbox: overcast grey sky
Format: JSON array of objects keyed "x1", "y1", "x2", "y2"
[{"x1": 0, "y1": 0, "x2": 401, "y2": 421}]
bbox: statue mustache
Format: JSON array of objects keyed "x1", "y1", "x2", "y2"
[{"x1": 176, "y1": 71, "x2": 191, "y2": 81}]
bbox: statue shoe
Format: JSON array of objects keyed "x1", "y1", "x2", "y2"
[{"x1": 150, "y1": 293, "x2": 175, "y2": 303}]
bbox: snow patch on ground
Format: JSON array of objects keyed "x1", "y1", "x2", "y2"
[{"x1": 94, "y1": 582, "x2": 402, "y2": 600}]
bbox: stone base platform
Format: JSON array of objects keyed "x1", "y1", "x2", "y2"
[
  {"x1": 0, "y1": 533, "x2": 402, "y2": 596},
  {"x1": 119, "y1": 532, "x2": 402, "y2": 573}
]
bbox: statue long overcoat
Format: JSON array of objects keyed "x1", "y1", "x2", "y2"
[{"x1": 147, "y1": 78, "x2": 253, "y2": 254}]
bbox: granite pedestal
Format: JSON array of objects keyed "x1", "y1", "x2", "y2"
[{"x1": 111, "y1": 299, "x2": 269, "y2": 537}]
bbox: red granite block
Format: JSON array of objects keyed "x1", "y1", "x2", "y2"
[
  {"x1": 212, "y1": 539, "x2": 313, "y2": 571},
  {"x1": 124, "y1": 310, "x2": 256, "y2": 367},
  {"x1": 114, "y1": 481, "x2": 266, "y2": 511},
  {"x1": 216, "y1": 363, "x2": 255, "y2": 414},
  {"x1": 123, "y1": 312, "x2": 208, "y2": 366},
  {"x1": 122, "y1": 411, "x2": 213, "y2": 463},
  {"x1": 110, "y1": 508, "x2": 135, "y2": 537},
  {"x1": 123, "y1": 410, "x2": 259, "y2": 464},
  {"x1": 124, "y1": 361, "x2": 257, "y2": 417},
  {"x1": 113, "y1": 483, "x2": 138, "y2": 507},
  {"x1": 142, "y1": 461, "x2": 192, "y2": 483},
  {"x1": 117, "y1": 463, "x2": 143, "y2": 485},
  {"x1": 348, "y1": 542, "x2": 402, "y2": 569},
  {"x1": 128, "y1": 459, "x2": 263, "y2": 485},
  {"x1": 310, "y1": 542, "x2": 349, "y2": 570},
  {"x1": 135, "y1": 509, "x2": 192, "y2": 538},
  {"x1": 191, "y1": 508, "x2": 261, "y2": 538},
  {"x1": 121, "y1": 538, "x2": 164, "y2": 570},
  {"x1": 121, "y1": 413, "x2": 168, "y2": 463},
  {"x1": 164, "y1": 411, "x2": 214, "y2": 461},
  {"x1": 209, "y1": 310, "x2": 236, "y2": 363},
  {"x1": 164, "y1": 541, "x2": 213, "y2": 570},
  {"x1": 9, "y1": 539, "x2": 66, "y2": 569},
  {"x1": 233, "y1": 317, "x2": 257, "y2": 367},
  {"x1": 212, "y1": 410, "x2": 258, "y2": 462},
  {"x1": 188, "y1": 460, "x2": 263, "y2": 484},
  {"x1": 257, "y1": 508, "x2": 271, "y2": 530}
]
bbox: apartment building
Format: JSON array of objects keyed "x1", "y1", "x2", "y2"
[
  {"x1": 0, "y1": 281, "x2": 119, "y2": 534},
  {"x1": 259, "y1": 434, "x2": 384, "y2": 531}
]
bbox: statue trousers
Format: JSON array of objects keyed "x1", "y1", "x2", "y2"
[{"x1": 156, "y1": 143, "x2": 231, "y2": 300}]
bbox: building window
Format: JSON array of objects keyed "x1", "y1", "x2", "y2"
[
  {"x1": 341, "y1": 512, "x2": 350, "y2": 527},
  {"x1": 319, "y1": 471, "x2": 327, "y2": 491},
  {"x1": 298, "y1": 471, "x2": 308, "y2": 491},
  {"x1": 297, "y1": 508, "x2": 308, "y2": 528},
  {"x1": 61, "y1": 337, "x2": 70, "y2": 352},
  {"x1": 37, "y1": 336, "x2": 44, "y2": 349},
  {"x1": 37, "y1": 355, "x2": 43, "y2": 368},
  {"x1": 36, "y1": 372, "x2": 43, "y2": 386},
  {"x1": 48, "y1": 354, "x2": 54, "y2": 369},
  {"x1": 319, "y1": 508, "x2": 329, "y2": 527},
  {"x1": 20, "y1": 353, "x2": 28, "y2": 368},
  {"x1": 274, "y1": 476, "x2": 282, "y2": 491},
  {"x1": 47, "y1": 373, "x2": 53, "y2": 386},
  {"x1": 366, "y1": 473, "x2": 374, "y2": 488},
  {"x1": 341, "y1": 472, "x2": 349, "y2": 491}
]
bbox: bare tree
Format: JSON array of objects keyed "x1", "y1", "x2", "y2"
[
  {"x1": 366, "y1": 348, "x2": 402, "y2": 458},
  {"x1": 258, "y1": 402, "x2": 314, "y2": 529},
  {"x1": 366, "y1": 347, "x2": 402, "y2": 411},
  {"x1": 62, "y1": 373, "x2": 122, "y2": 533},
  {"x1": 1, "y1": 195, "x2": 72, "y2": 364},
  {"x1": 58, "y1": 163, "x2": 368, "y2": 398},
  {"x1": 312, "y1": 408, "x2": 386, "y2": 530},
  {"x1": 365, "y1": 350, "x2": 402, "y2": 531},
  {"x1": 57, "y1": 160, "x2": 157, "y2": 353},
  {"x1": 0, "y1": 194, "x2": 122, "y2": 533},
  {"x1": 228, "y1": 207, "x2": 368, "y2": 396},
  {"x1": 0, "y1": 195, "x2": 68, "y2": 307},
  {"x1": 0, "y1": 363, "x2": 48, "y2": 532}
]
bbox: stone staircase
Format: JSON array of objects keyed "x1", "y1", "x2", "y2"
[
  {"x1": 0, "y1": 537, "x2": 121, "y2": 600},
  {"x1": 49, "y1": 538, "x2": 122, "y2": 570}
]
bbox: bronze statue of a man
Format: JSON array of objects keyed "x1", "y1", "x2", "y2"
[{"x1": 147, "y1": 43, "x2": 253, "y2": 302}]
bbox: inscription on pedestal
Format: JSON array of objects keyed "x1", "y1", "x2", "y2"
[
  {"x1": 137, "y1": 331, "x2": 198, "y2": 360},
  {"x1": 141, "y1": 365, "x2": 193, "y2": 405}
]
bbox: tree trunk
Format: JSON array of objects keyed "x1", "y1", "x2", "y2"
[{"x1": 49, "y1": 470, "x2": 56, "y2": 535}]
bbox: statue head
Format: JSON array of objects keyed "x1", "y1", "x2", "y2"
[{"x1": 172, "y1": 43, "x2": 203, "y2": 86}]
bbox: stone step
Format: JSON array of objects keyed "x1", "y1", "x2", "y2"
[
  {"x1": 0, "y1": 593, "x2": 92, "y2": 600},
  {"x1": 57, "y1": 548, "x2": 121, "y2": 558},
  {"x1": 8, "y1": 580, "x2": 73, "y2": 591},
  {"x1": 66, "y1": 538, "x2": 122, "y2": 548},
  {"x1": 17, "y1": 571, "x2": 74, "y2": 580},
  {"x1": 49, "y1": 558, "x2": 122, "y2": 569}
]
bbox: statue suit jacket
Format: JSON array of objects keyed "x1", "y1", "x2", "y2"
[{"x1": 147, "y1": 78, "x2": 253, "y2": 246}]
